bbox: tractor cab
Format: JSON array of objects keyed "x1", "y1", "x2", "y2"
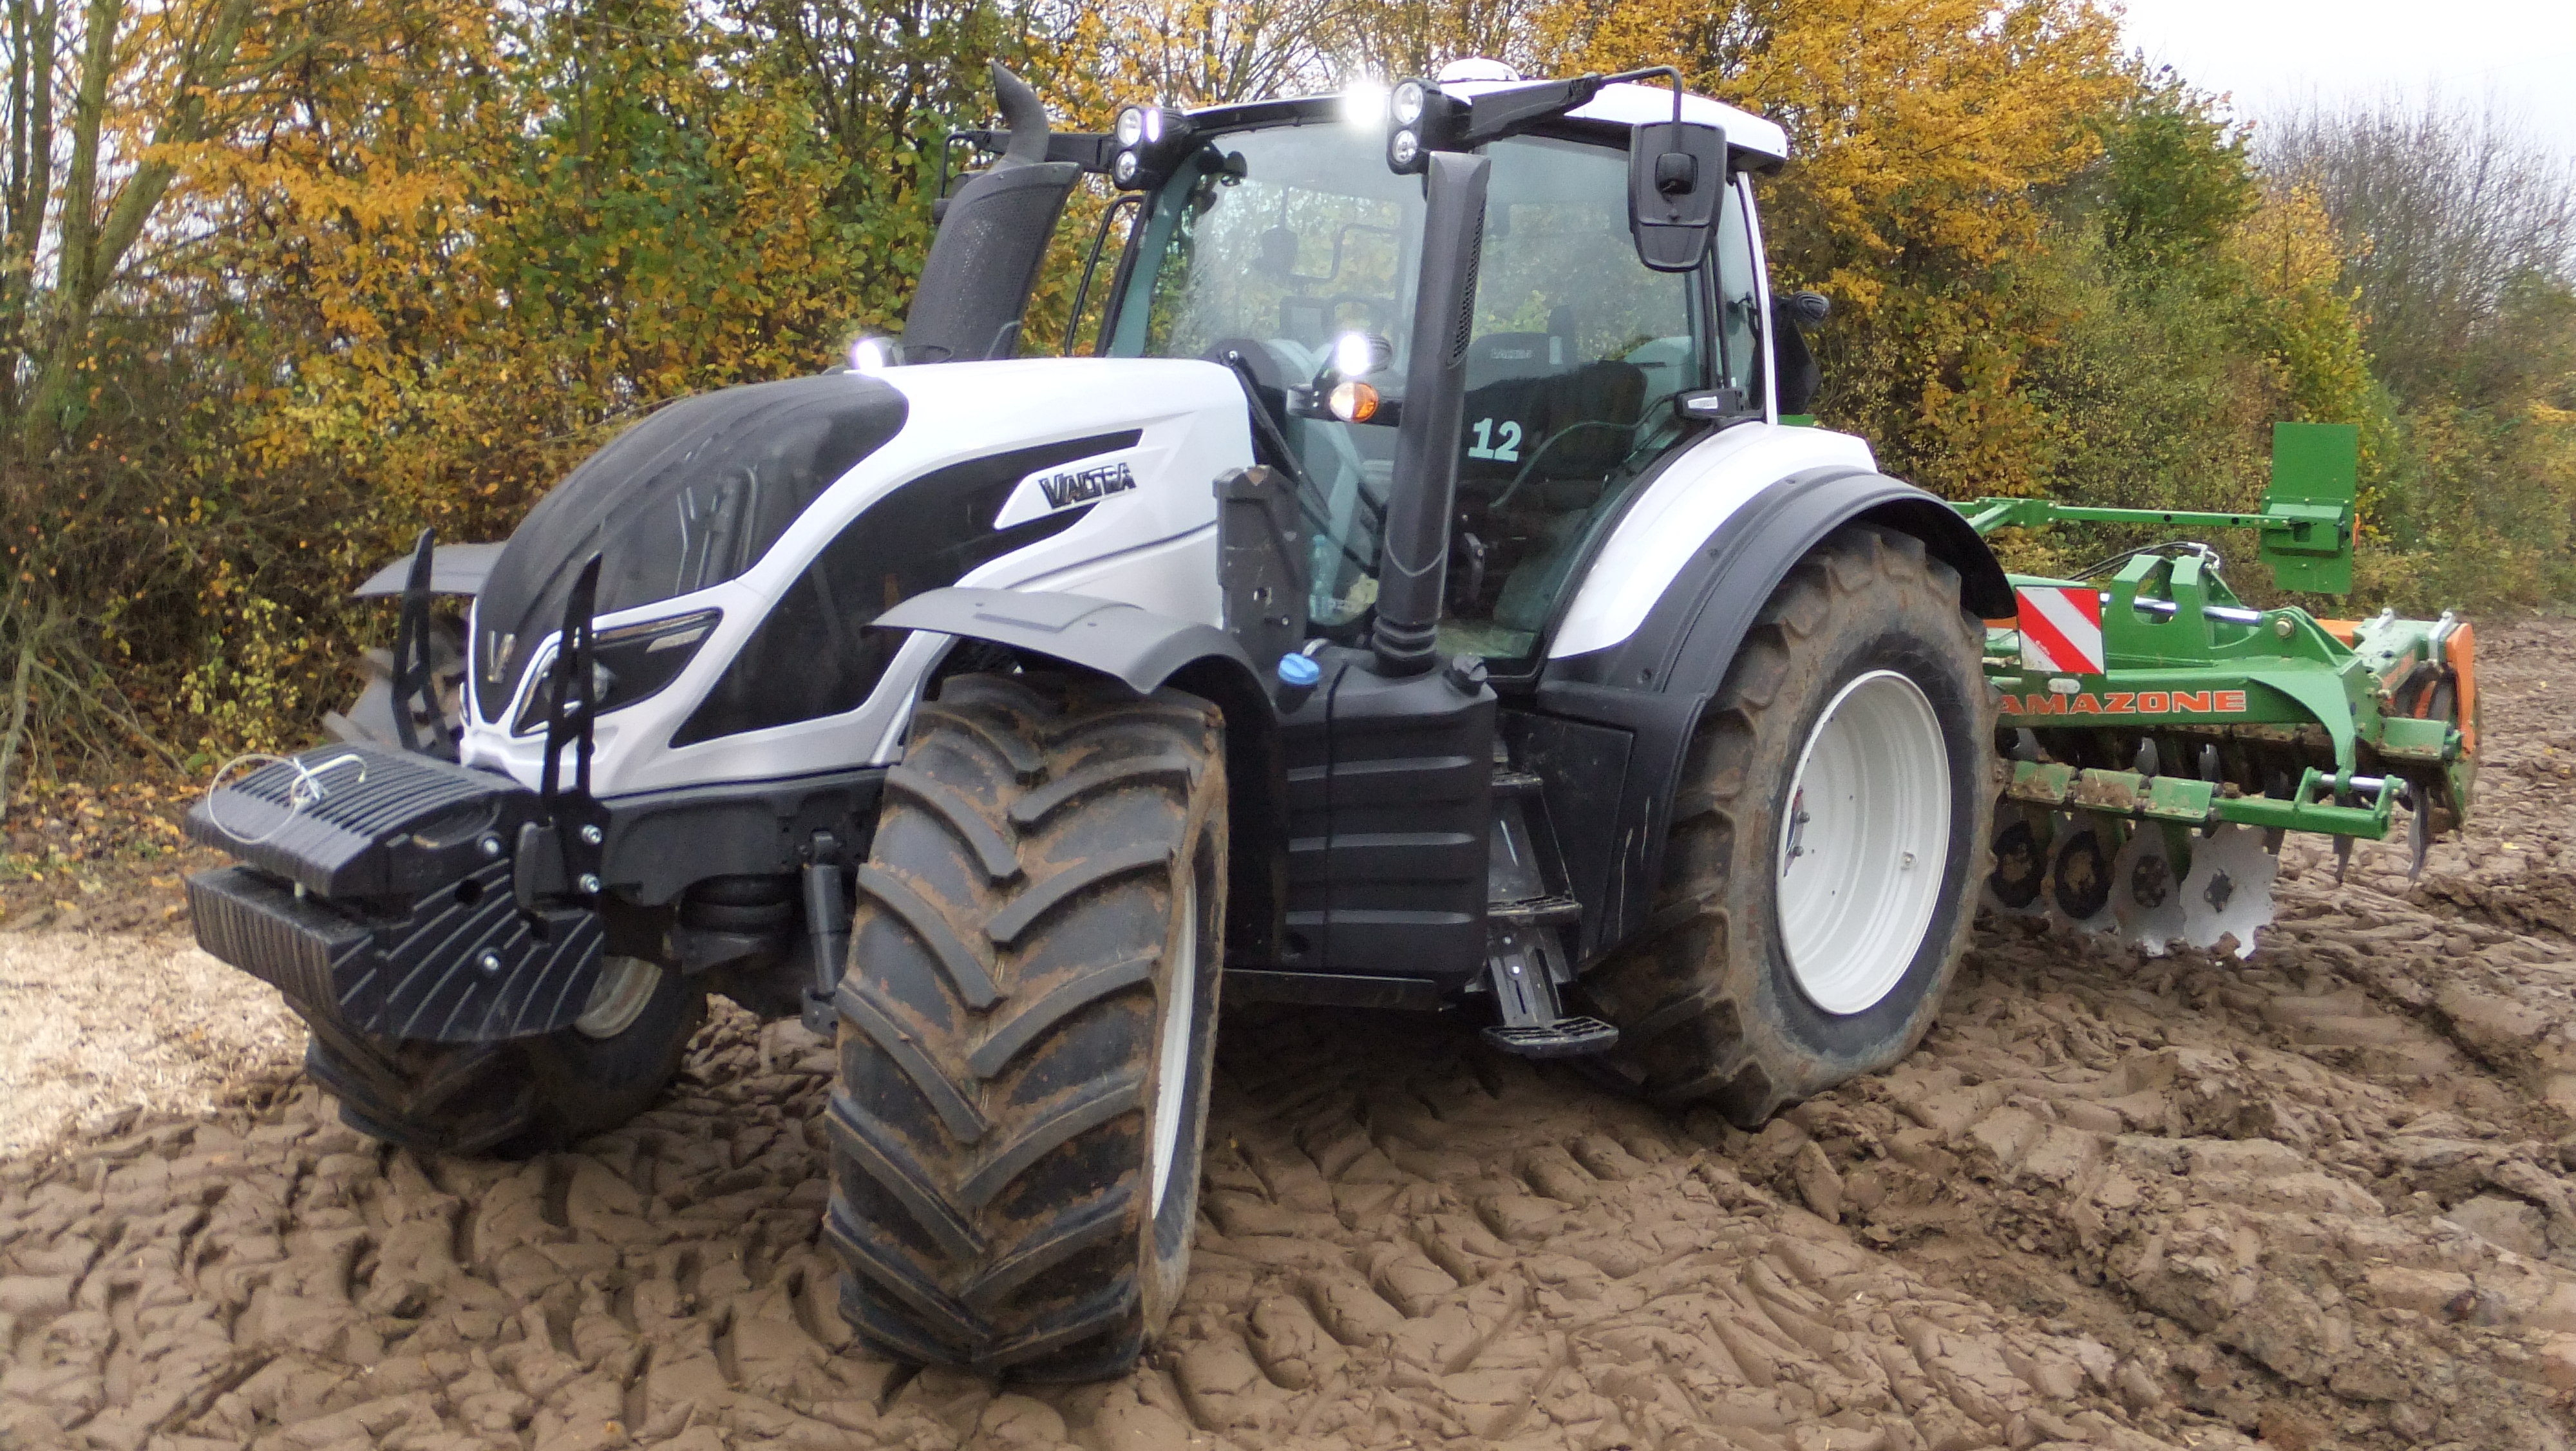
[{"x1": 1091, "y1": 69, "x2": 1791, "y2": 670}]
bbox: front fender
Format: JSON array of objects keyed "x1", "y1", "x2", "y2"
[{"x1": 875, "y1": 587, "x2": 1256, "y2": 696}]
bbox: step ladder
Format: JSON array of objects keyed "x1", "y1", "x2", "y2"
[{"x1": 1480, "y1": 739, "x2": 1618, "y2": 1058}]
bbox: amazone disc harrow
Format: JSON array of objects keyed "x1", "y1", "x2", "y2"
[{"x1": 1958, "y1": 422, "x2": 2477, "y2": 958}]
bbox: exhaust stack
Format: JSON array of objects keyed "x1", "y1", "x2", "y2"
[{"x1": 899, "y1": 64, "x2": 1084, "y2": 364}]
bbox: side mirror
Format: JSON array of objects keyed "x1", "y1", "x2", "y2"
[
  {"x1": 1629, "y1": 120, "x2": 1727, "y2": 272},
  {"x1": 1772, "y1": 291, "x2": 1828, "y2": 416}
]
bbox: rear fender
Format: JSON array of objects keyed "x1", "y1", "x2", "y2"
[
  {"x1": 1535, "y1": 470, "x2": 2009, "y2": 962},
  {"x1": 873, "y1": 587, "x2": 1288, "y2": 960}
]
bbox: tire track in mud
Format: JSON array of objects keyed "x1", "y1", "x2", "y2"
[{"x1": 3, "y1": 617, "x2": 2574, "y2": 1450}]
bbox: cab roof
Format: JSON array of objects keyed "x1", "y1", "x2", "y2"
[
  {"x1": 1180, "y1": 74, "x2": 1791, "y2": 173},
  {"x1": 1448, "y1": 79, "x2": 1790, "y2": 166}
]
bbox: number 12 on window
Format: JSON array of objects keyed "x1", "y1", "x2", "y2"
[{"x1": 1468, "y1": 417, "x2": 1522, "y2": 462}]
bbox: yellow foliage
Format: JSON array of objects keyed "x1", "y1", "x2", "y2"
[{"x1": 1534, "y1": 0, "x2": 2125, "y2": 496}]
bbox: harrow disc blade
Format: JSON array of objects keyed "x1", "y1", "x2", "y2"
[
  {"x1": 1984, "y1": 813, "x2": 2050, "y2": 917},
  {"x1": 2046, "y1": 820, "x2": 2117, "y2": 935},
  {"x1": 2179, "y1": 823, "x2": 2278, "y2": 958},
  {"x1": 2110, "y1": 827, "x2": 2188, "y2": 956}
]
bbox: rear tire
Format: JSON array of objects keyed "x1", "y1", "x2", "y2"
[
  {"x1": 824, "y1": 672, "x2": 1226, "y2": 1380},
  {"x1": 1586, "y1": 523, "x2": 1994, "y2": 1126},
  {"x1": 299, "y1": 956, "x2": 705, "y2": 1157}
]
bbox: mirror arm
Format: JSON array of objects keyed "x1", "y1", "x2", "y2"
[{"x1": 1455, "y1": 76, "x2": 1606, "y2": 148}]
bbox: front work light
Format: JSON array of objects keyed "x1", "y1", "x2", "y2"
[
  {"x1": 1392, "y1": 79, "x2": 1427, "y2": 127},
  {"x1": 1110, "y1": 103, "x2": 1190, "y2": 190},
  {"x1": 1332, "y1": 330, "x2": 1379, "y2": 379},
  {"x1": 1341, "y1": 80, "x2": 1390, "y2": 126},
  {"x1": 1388, "y1": 129, "x2": 1422, "y2": 171}
]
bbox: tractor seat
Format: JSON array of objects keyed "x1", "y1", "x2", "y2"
[
  {"x1": 1464, "y1": 331, "x2": 1565, "y2": 390},
  {"x1": 1459, "y1": 359, "x2": 1649, "y2": 490}
]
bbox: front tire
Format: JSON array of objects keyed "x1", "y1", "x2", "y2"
[
  {"x1": 299, "y1": 955, "x2": 705, "y2": 1156},
  {"x1": 1587, "y1": 523, "x2": 1994, "y2": 1126},
  {"x1": 824, "y1": 673, "x2": 1226, "y2": 1380}
]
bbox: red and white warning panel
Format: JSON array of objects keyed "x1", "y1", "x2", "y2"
[{"x1": 2016, "y1": 585, "x2": 2105, "y2": 674}]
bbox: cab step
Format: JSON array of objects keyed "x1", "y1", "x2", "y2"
[
  {"x1": 1479, "y1": 920, "x2": 1618, "y2": 1059},
  {"x1": 1483, "y1": 1016, "x2": 1621, "y2": 1058}
]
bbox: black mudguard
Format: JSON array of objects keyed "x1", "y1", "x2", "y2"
[{"x1": 1535, "y1": 468, "x2": 2011, "y2": 963}]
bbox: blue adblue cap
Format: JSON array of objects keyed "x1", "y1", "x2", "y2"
[{"x1": 1276, "y1": 653, "x2": 1321, "y2": 687}]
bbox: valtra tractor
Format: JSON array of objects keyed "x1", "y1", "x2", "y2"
[{"x1": 183, "y1": 61, "x2": 2480, "y2": 1378}]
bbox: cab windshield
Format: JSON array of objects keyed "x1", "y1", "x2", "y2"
[{"x1": 1106, "y1": 119, "x2": 1710, "y2": 664}]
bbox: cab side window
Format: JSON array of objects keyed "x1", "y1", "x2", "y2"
[
  {"x1": 1714, "y1": 180, "x2": 1763, "y2": 410},
  {"x1": 1438, "y1": 135, "x2": 1707, "y2": 664}
]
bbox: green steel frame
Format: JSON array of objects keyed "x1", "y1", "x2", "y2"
[{"x1": 1951, "y1": 422, "x2": 2477, "y2": 846}]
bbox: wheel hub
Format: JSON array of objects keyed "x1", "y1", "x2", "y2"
[
  {"x1": 1775, "y1": 670, "x2": 1951, "y2": 1015},
  {"x1": 574, "y1": 956, "x2": 660, "y2": 1039}
]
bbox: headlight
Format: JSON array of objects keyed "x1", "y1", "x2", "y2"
[
  {"x1": 849, "y1": 336, "x2": 895, "y2": 374},
  {"x1": 1388, "y1": 129, "x2": 1421, "y2": 171},
  {"x1": 1115, "y1": 106, "x2": 1145, "y2": 147},
  {"x1": 1392, "y1": 79, "x2": 1427, "y2": 127},
  {"x1": 515, "y1": 609, "x2": 721, "y2": 734},
  {"x1": 1113, "y1": 149, "x2": 1141, "y2": 185}
]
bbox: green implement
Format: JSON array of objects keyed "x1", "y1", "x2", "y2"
[{"x1": 1951, "y1": 422, "x2": 2477, "y2": 955}]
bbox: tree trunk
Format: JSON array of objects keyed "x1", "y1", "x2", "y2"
[{"x1": 20, "y1": 0, "x2": 256, "y2": 460}]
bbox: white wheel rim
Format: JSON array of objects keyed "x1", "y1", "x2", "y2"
[
  {"x1": 1148, "y1": 874, "x2": 1198, "y2": 1218},
  {"x1": 574, "y1": 955, "x2": 659, "y2": 1039},
  {"x1": 1776, "y1": 670, "x2": 1951, "y2": 1015}
]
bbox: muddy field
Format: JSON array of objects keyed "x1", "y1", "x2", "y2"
[{"x1": 4, "y1": 618, "x2": 2575, "y2": 1450}]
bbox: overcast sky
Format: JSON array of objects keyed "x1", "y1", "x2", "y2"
[{"x1": 2114, "y1": 0, "x2": 2576, "y2": 160}]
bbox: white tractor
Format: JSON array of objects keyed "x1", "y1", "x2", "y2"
[{"x1": 186, "y1": 61, "x2": 2014, "y2": 1378}]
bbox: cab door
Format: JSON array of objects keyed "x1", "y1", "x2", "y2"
[{"x1": 1439, "y1": 138, "x2": 1754, "y2": 670}]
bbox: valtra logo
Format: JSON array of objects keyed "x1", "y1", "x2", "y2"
[{"x1": 1036, "y1": 459, "x2": 1136, "y2": 509}]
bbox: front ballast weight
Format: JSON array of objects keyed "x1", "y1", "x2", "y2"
[
  {"x1": 1958, "y1": 422, "x2": 2479, "y2": 957},
  {"x1": 184, "y1": 552, "x2": 635, "y2": 1040}
]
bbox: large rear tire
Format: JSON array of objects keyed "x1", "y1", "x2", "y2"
[
  {"x1": 824, "y1": 672, "x2": 1226, "y2": 1380},
  {"x1": 299, "y1": 956, "x2": 706, "y2": 1157},
  {"x1": 1586, "y1": 523, "x2": 1994, "y2": 1126}
]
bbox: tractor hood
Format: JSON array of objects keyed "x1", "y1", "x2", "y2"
[
  {"x1": 459, "y1": 357, "x2": 1253, "y2": 798},
  {"x1": 471, "y1": 374, "x2": 911, "y2": 725}
]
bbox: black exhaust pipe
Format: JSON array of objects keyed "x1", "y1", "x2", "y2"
[
  {"x1": 900, "y1": 64, "x2": 1083, "y2": 364},
  {"x1": 1371, "y1": 151, "x2": 1492, "y2": 676}
]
